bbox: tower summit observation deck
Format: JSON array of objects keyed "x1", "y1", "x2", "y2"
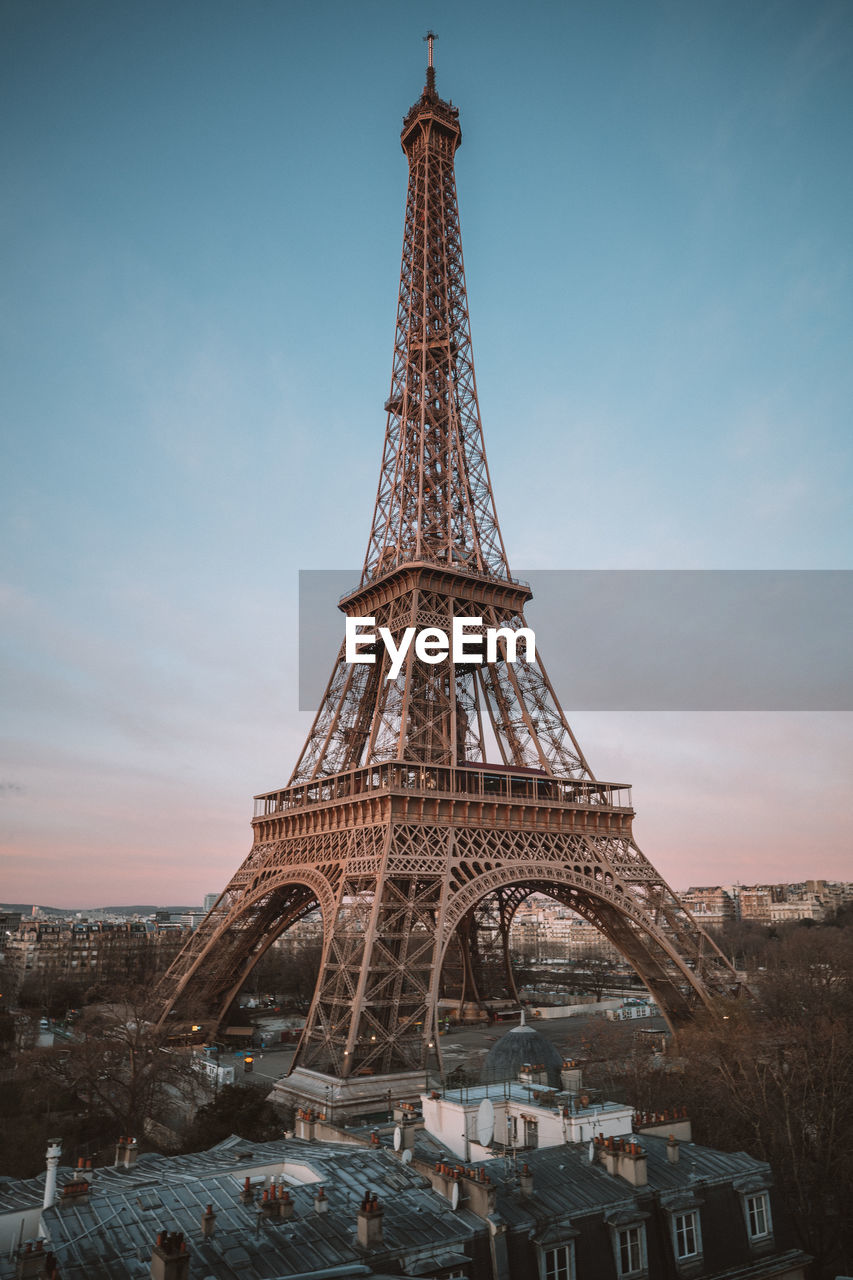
[{"x1": 155, "y1": 41, "x2": 741, "y2": 1104}]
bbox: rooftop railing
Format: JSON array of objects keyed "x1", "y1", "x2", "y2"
[{"x1": 254, "y1": 761, "x2": 632, "y2": 820}]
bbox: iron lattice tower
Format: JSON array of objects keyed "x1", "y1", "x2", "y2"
[{"x1": 156, "y1": 44, "x2": 739, "y2": 1076}]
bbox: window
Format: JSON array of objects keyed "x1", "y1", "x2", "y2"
[
  {"x1": 607, "y1": 1214, "x2": 648, "y2": 1277},
  {"x1": 544, "y1": 1243, "x2": 574, "y2": 1280},
  {"x1": 746, "y1": 1192, "x2": 770, "y2": 1240},
  {"x1": 618, "y1": 1226, "x2": 644, "y2": 1276},
  {"x1": 674, "y1": 1211, "x2": 699, "y2": 1259}
]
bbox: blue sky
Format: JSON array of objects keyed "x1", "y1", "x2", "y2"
[{"x1": 2, "y1": 0, "x2": 851, "y2": 905}]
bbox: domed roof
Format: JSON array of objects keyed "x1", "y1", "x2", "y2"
[{"x1": 479, "y1": 1012, "x2": 564, "y2": 1088}]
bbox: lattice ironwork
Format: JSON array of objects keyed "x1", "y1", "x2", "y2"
[{"x1": 155, "y1": 45, "x2": 742, "y2": 1075}]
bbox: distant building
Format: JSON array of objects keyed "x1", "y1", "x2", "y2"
[
  {"x1": 679, "y1": 886, "x2": 736, "y2": 930},
  {"x1": 0, "y1": 911, "x2": 23, "y2": 938},
  {"x1": 738, "y1": 887, "x2": 774, "y2": 924},
  {"x1": 3, "y1": 921, "x2": 189, "y2": 998},
  {"x1": 203, "y1": 893, "x2": 219, "y2": 913},
  {"x1": 768, "y1": 897, "x2": 825, "y2": 924},
  {"x1": 170, "y1": 913, "x2": 207, "y2": 930},
  {"x1": 735, "y1": 880, "x2": 853, "y2": 925},
  {"x1": 510, "y1": 902, "x2": 622, "y2": 962}
]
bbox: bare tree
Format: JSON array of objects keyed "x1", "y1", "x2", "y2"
[
  {"x1": 574, "y1": 947, "x2": 613, "y2": 1001},
  {"x1": 593, "y1": 924, "x2": 853, "y2": 1279},
  {"x1": 34, "y1": 986, "x2": 195, "y2": 1145}
]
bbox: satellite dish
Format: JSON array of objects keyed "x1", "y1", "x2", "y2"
[
  {"x1": 393, "y1": 1126, "x2": 402, "y2": 1151},
  {"x1": 450, "y1": 1180, "x2": 460, "y2": 1210},
  {"x1": 476, "y1": 1098, "x2": 495, "y2": 1147},
  {"x1": 401, "y1": 1148, "x2": 412, "y2": 1165}
]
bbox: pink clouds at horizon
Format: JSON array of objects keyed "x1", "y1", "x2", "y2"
[{"x1": 3, "y1": 711, "x2": 850, "y2": 908}]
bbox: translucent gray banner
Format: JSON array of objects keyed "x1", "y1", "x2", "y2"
[{"x1": 298, "y1": 570, "x2": 853, "y2": 712}]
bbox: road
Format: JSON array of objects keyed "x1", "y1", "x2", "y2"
[{"x1": 209, "y1": 1007, "x2": 668, "y2": 1092}]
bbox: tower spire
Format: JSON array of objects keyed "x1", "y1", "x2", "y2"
[{"x1": 424, "y1": 30, "x2": 437, "y2": 95}]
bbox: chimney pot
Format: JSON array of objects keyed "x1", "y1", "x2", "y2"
[
  {"x1": 150, "y1": 1229, "x2": 190, "y2": 1280},
  {"x1": 44, "y1": 1140, "x2": 62, "y2": 1210},
  {"x1": 356, "y1": 1195, "x2": 384, "y2": 1249}
]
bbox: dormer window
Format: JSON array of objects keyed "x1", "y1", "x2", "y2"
[
  {"x1": 543, "y1": 1242, "x2": 575, "y2": 1280},
  {"x1": 535, "y1": 1225, "x2": 579, "y2": 1280},
  {"x1": 674, "y1": 1210, "x2": 699, "y2": 1258},
  {"x1": 745, "y1": 1191, "x2": 771, "y2": 1241},
  {"x1": 734, "y1": 1174, "x2": 774, "y2": 1251},
  {"x1": 605, "y1": 1212, "x2": 649, "y2": 1280},
  {"x1": 617, "y1": 1225, "x2": 646, "y2": 1277},
  {"x1": 660, "y1": 1189, "x2": 705, "y2": 1271}
]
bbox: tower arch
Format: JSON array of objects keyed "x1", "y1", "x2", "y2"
[{"x1": 436, "y1": 863, "x2": 724, "y2": 1037}]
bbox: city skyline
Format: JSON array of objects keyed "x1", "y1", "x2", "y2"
[{"x1": 2, "y1": 0, "x2": 852, "y2": 907}]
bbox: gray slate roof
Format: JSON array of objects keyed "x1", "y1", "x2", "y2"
[
  {"x1": 0, "y1": 1137, "x2": 482, "y2": 1280},
  {"x1": 480, "y1": 1134, "x2": 774, "y2": 1232}
]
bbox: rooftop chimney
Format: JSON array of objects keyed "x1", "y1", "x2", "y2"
[
  {"x1": 666, "y1": 1134, "x2": 680, "y2": 1164},
  {"x1": 595, "y1": 1135, "x2": 648, "y2": 1187},
  {"x1": 356, "y1": 1191, "x2": 384, "y2": 1249},
  {"x1": 519, "y1": 1163, "x2": 534, "y2": 1197},
  {"x1": 15, "y1": 1241, "x2": 50, "y2": 1280},
  {"x1": 260, "y1": 1188, "x2": 278, "y2": 1219},
  {"x1": 114, "y1": 1137, "x2": 126, "y2": 1167},
  {"x1": 43, "y1": 1141, "x2": 61, "y2": 1210},
  {"x1": 124, "y1": 1138, "x2": 139, "y2": 1168},
  {"x1": 59, "y1": 1160, "x2": 91, "y2": 1206},
  {"x1": 314, "y1": 1185, "x2": 328, "y2": 1215},
  {"x1": 276, "y1": 1185, "x2": 295, "y2": 1221},
  {"x1": 239, "y1": 1176, "x2": 254, "y2": 1206},
  {"x1": 150, "y1": 1230, "x2": 190, "y2": 1280},
  {"x1": 295, "y1": 1107, "x2": 316, "y2": 1141},
  {"x1": 619, "y1": 1142, "x2": 648, "y2": 1187},
  {"x1": 201, "y1": 1204, "x2": 216, "y2": 1238}
]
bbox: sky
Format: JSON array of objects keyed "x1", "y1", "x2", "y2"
[{"x1": 1, "y1": 0, "x2": 851, "y2": 907}]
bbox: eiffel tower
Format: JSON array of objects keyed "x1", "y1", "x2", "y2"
[{"x1": 156, "y1": 38, "x2": 739, "y2": 1093}]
